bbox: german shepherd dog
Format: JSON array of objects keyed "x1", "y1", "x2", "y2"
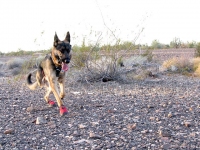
[{"x1": 27, "y1": 32, "x2": 72, "y2": 116}]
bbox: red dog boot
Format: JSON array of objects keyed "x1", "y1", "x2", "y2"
[
  {"x1": 60, "y1": 106, "x2": 68, "y2": 116},
  {"x1": 48, "y1": 100, "x2": 56, "y2": 107}
]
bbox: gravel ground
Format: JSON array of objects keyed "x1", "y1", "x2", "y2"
[{"x1": 0, "y1": 73, "x2": 199, "y2": 150}]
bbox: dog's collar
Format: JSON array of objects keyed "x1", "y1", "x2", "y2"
[{"x1": 55, "y1": 66, "x2": 62, "y2": 77}]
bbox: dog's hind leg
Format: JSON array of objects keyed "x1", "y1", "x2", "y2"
[
  {"x1": 44, "y1": 86, "x2": 55, "y2": 107},
  {"x1": 36, "y1": 66, "x2": 44, "y2": 87}
]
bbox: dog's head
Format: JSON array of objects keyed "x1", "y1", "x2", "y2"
[{"x1": 52, "y1": 32, "x2": 72, "y2": 71}]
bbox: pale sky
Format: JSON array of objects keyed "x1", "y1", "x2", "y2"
[{"x1": 0, "y1": 0, "x2": 200, "y2": 53}]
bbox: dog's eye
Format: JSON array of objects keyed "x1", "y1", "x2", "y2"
[
  {"x1": 60, "y1": 49, "x2": 64, "y2": 53},
  {"x1": 56, "y1": 45, "x2": 62, "y2": 50}
]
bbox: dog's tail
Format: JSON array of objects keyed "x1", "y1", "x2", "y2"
[{"x1": 27, "y1": 73, "x2": 38, "y2": 90}]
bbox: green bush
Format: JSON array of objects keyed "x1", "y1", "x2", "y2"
[{"x1": 195, "y1": 42, "x2": 200, "y2": 57}]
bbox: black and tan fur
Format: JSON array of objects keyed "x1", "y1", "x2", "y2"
[{"x1": 27, "y1": 32, "x2": 72, "y2": 108}]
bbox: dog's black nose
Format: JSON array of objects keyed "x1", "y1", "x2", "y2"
[{"x1": 64, "y1": 58, "x2": 70, "y2": 63}]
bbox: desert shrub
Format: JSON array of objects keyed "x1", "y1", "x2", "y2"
[
  {"x1": 6, "y1": 49, "x2": 32, "y2": 56},
  {"x1": 117, "y1": 57, "x2": 124, "y2": 66},
  {"x1": 0, "y1": 51, "x2": 4, "y2": 56},
  {"x1": 192, "y1": 57, "x2": 200, "y2": 76},
  {"x1": 5, "y1": 49, "x2": 51, "y2": 56},
  {"x1": 142, "y1": 49, "x2": 153, "y2": 61},
  {"x1": 11, "y1": 68, "x2": 21, "y2": 76},
  {"x1": 77, "y1": 55, "x2": 124, "y2": 82},
  {"x1": 123, "y1": 56, "x2": 147, "y2": 66},
  {"x1": 73, "y1": 43, "x2": 155, "y2": 83},
  {"x1": 5, "y1": 55, "x2": 45, "y2": 76},
  {"x1": 6, "y1": 58, "x2": 25, "y2": 69},
  {"x1": 195, "y1": 42, "x2": 200, "y2": 57},
  {"x1": 162, "y1": 57, "x2": 178, "y2": 70},
  {"x1": 191, "y1": 57, "x2": 200, "y2": 71},
  {"x1": 162, "y1": 57, "x2": 193, "y2": 73},
  {"x1": 194, "y1": 64, "x2": 200, "y2": 76},
  {"x1": 72, "y1": 41, "x2": 93, "y2": 68},
  {"x1": 72, "y1": 52, "x2": 88, "y2": 68},
  {"x1": 20, "y1": 55, "x2": 44, "y2": 74}
]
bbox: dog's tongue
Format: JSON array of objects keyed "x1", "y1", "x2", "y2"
[{"x1": 62, "y1": 62, "x2": 68, "y2": 71}]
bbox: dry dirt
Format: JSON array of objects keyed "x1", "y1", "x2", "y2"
[{"x1": 0, "y1": 53, "x2": 199, "y2": 149}]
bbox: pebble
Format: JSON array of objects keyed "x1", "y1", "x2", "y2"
[
  {"x1": 78, "y1": 124, "x2": 87, "y2": 129},
  {"x1": 4, "y1": 129, "x2": 14, "y2": 134},
  {"x1": 167, "y1": 112, "x2": 172, "y2": 118},
  {"x1": 160, "y1": 137, "x2": 169, "y2": 142},
  {"x1": 162, "y1": 143, "x2": 171, "y2": 149},
  {"x1": 147, "y1": 105, "x2": 154, "y2": 108},
  {"x1": 91, "y1": 121, "x2": 99, "y2": 126},
  {"x1": 149, "y1": 116, "x2": 155, "y2": 121},
  {"x1": 127, "y1": 123, "x2": 137, "y2": 130},
  {"x1": 36, "y1": 117, "x2": 47, "y2": 125},
  {"x1": 131, "y1": 147, "x2": 137, "y2": 150},
  {"x1": 26, "y1": 104, "x2": 34, "y2": 112},
  {"x1": 141, "y1": 130, "x2": 148, "y2": 134},
  {"x1": 48, "y1": 121, "x2": 56, "y2": 128},
  {"x1": 184, "y1": 121, "x2": 192, "y2": 127},
  {"x1": 158, "y1": 130, "x2": 171, "y2": 137},
  {"x1": 89, "y1": 132, "x2": 102, "y2": 139}
]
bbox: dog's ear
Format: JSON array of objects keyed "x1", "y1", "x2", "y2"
[
  {"x1": 65, "y1": 32, "x2": 70, "y2": 43},
  {"x1": 54, "y1": 32, "x2": 60, "y2": 46}
]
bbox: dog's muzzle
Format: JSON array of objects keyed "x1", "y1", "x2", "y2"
[
  {"x1": 61, "y1": 58, "x2": 70, "y2": 72},
  {"x1": 63, "y1": 58, "x2": 70, "y2": 64}
]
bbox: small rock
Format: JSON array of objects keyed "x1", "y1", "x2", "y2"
[
  {"x1": 89, "y1": 132, "x2": 102, "y2": 139},
  {"x1": 91, "y1": 122, "x2": 99, "y2": 126},
  {"x1": 162, "y1": 143, "x2": 171, "y2": 149},
  {"x1": 131, "y1": 147, "x2": 137, "y2": 150},
  {"x1": 184, "y1": 121, "x2": 192, "y2": 127},
  {"x1": 4, "y1": 129, "x2": 14, "y2": 134},
  {"x1": 156, "y1": 118, "x2": 161, "y2": 122},
  {"x1": 168, "y1": 112, "x2": 172, "y2": 118},
  {"x1": 74, "y1": 139, "x2": 91, "y2": 144},
  {"x1": 71, "y1": 91, "x2": 81, "y2": 95},
  {"x1": 160, "y1": 137, "x2": 169, "y2": 142},
  {"x1": 149, "y1": 116, "x2": 155, "y2": 121},
  {"x1": 78, "y1": 124, "x2": 87, "y2": 129},
  {"x1": 189, "y1": 132, "x2": 196, "y2": 137},
  {"x1": 36, "y1": 117, "x2": 47, "y2": 125},
  {"x1": 48, "y1": 121, "x2": 56, "y2": 128},
  {"x1": 171, "y1": 65, "x2": 177, "y2": 71},
  {"x1": 141, "y1": 130, "x2": 148, "y2": 134},
  {"x1": 189, "y1": 107, "x2": 193, "y2": 111},
  {"x1": 147, "y1": 105, "x2": 154, "y2": 108},
  {"x1": 158, "y1": 130, "x2": 171, "y2": 137},
  {"x1": 26, "y1": 104, "x2": 34, "y2": 112},
  {"x1": 32, "y1": 137, "x2": 37, "y2": 140},
  {"x1": 127, "y1": 123, "x2": 137, "y2": 130}
]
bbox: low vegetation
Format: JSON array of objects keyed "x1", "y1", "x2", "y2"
[
  {"x1": 162, "y1": 57, "x2": 200, "y2": 76},
  {"x1": 1, "y1": 37, "x2": 200, "y2": 83}
]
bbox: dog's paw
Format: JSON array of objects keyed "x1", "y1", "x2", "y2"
[
  {"x1": 60, "y1": 93, "x2": 65, "y2": 99},
  {"x1": 48, "y1": 100, "x2": 56, "y2": 107},
  {"x1": 60, "y1": 106, "x2": 68, "y2": 116}
]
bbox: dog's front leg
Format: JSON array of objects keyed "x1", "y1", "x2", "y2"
[
  {"x1": 49, "y1": 77, "x2": 64, "y2": 107},
  {"x1": 58, "y1": 77, "x2": 65, "y2": 99},
  {"x1": 49, "y1": 77, "x2": 68, "y2": 115}
]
